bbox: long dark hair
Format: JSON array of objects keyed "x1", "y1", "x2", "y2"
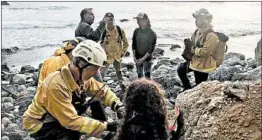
[{"x1": 118, "y1": 78, "x2": 168, "y2": 140}]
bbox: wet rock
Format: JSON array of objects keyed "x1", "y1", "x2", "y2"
[
  {"x1": 2, "y1": 97, "x2": 14, "y2": 103},
  {"x1": 126, "y1": 71, "x2": 137, "y2": 81},
  {"x1": 225, "y1": 52, "x2": 245, "y2": 61},
  {"x1": 165, "y1": 85, "x2": 183, "y2": 98},
  {"x1": 3, "y1": 102, "x2": 14, "y2": 111},
  {"x1": 223, "y1": 58, "x2": 247, "y2": 67},
  {"x1": 20, "y1": 65, "x2": 36, "y2": 74},
  {"x1": 2, "y1": 113, "x2": 16, "y2": 122},
  {"x1": 12, "y1": 74, "x2": 26, "y2": 85},
  {"x1": 170, "y1": 44, "x2": 181, "y2": 51},
  {"x1": 17, "y1": 85, "x2": 27, "y2": 93},
  {"x1": 124, "y1": 51, "x2": 130, "y2": 57},
  {"x1": 153, "y1": 48, "x2": 164, "y2": 57},
  {"x1": 232, "y1": 66, "x2": 261, "y2": 81},
  {"x1": 121, "y1": 62, "x2": 134, "y2": 70},
  {"x1": 153, "y1": 59, "x2": 171, "y2": 70},
  {"x1": 255, "y1": 39, "x2": 261, "y2": 66},
  {"x1": 120, "y1": 19, "x2": 129, "y2": 22},
  {"x1": 1, "y1": 136, "x2": 9, "y2": 140},
  {"x1": 2, "y1": 117, "x2": 12, "y2": 127},
  {"x1": 103, "y1": 77, "x2": 111, "y2": 82}
]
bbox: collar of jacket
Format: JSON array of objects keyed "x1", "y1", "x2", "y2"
[{"x1": 60, "y1": 64, "x2": 80, "y2": 92}]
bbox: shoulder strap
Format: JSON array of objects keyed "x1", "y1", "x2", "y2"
[
  {"x1": 202, "y1": 29, "x2": 215, "y2": 43},
  {"x1": 116, "y1": 25, "x2": 122, "y2": 39}
]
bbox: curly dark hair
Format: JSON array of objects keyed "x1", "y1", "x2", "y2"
[{"x1": 117, "y1": 78, "x2": 168, "y2": 140}]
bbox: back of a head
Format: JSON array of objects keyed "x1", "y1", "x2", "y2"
[
  {"x1": 118, "y1": 78, "x2": 168, "y2": 140},
  {"x1": 80, "y1": 8, "x2": 92, "y2": 19}
]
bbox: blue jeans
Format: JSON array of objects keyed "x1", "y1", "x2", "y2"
[{"x1": 136, "y1": 60, "x2": 153, "y2": 79}]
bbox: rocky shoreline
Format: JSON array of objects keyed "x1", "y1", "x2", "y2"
[{"x1": 1, "y1": 39, "x2": 261, "y2": 140}]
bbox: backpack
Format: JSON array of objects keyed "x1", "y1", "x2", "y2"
[
  {"x1": 192, "y1": 29, "x2": 229, "y2": 67},
  {"x1": 101, "y1": 25, "x2": 123, "y2": 44}
]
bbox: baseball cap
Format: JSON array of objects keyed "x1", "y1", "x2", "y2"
[
  {"x1": 104, "y1": 12, "x2": 114, "y2": 19},
  {"x1": 133, "y1": 12, "x2": 148, "y2": 20}
]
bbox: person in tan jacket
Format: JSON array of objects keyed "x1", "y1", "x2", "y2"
[
  {"x1": 177, "y1": 8, "x2": 219, "y2": 91},
  {"x1": 23, "y1": 40, "x2": 125, "y2": 140},
  {"x1": 100, "y1": 12, "x2": 129, "y2": 91}
]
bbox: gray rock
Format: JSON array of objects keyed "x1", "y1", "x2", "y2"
[
  {"x1": 103, "y1": 77, "x2": 111, "y2": 82},
  {"x1": 209, "y1": 65, "x2": 245, "y2": 81},
  {"x1": 2, "y1": 117, "x2": 12, "y2": 127},
  {"x1": 2, "y1": 64, "x2": 10, "y2": 72},
  {"x1": 121, "y1": 62, "x2": 135, "y2": 70},
  {"x1": 153, "y1": 48, "x2": 164, "y2": 57},
  {"x1": 126, "y1": 71, "x2": 138, "y2": 81},
  {"x1": 153, "y1": 59, "x2": 171, "y2": 70},
  {"x1": 5, "y1": 123, "x2": 18, "y2": 132},
  {"x1": 245, "y1": 58, "x2": 257, "y2": 69},
  {"x1": 223, "y1": 58, "x2": 247, "y2": 67},
  {"x1": 2, "y1": 81, "x2": 10, "y2": 85},
  {"x1": 120, "y1": 19, "x2": 129, "y2": 22},
  {"x1": 2, "y1": 124, "x2": 5, "y2": 132},
  {"x1": 12, "y1": 74, "x2": 26, "y2": 85},
  {"x1": 105, "y1": 107, "x2": 117, "y2": 120},
  {"x1": 2, "y1": 97, "x2": 14, "y2": 103},
  {"x1": 232, "y1": 66, "x2": 261, "y2": 81},
  {"x1": 1, "y1": 136, "x2": 9, "y2": 140},
  {"x1": 26, "y1": 78, "x2": 34, "y2": 83},
  {"x1": 16, "y1": 85, "x2": 27, "y2": 93},
  {"x1": 1, "y1": 1, "x2": 10, "y2": 5},
  {"x1": 255, "y1": 39, "x2": 261, "y2": 66},
  {"x1": 107, "y1": 80, "x2": 115, "y2": 85},
  {"x1": 27, "y1": 87, "x2": 36, "y2": 95},
  {"x1": 3, "y1": 102, "x2": 14, "y2": 111},
  {"x1": 224, "y1": 52, "x2": 245, "y2": 61},
  {"x1": 170, "y1": 58, "x2": 185, "y2": 66},
  {"x1": 170, "y1": 44, "x2": 181, "y2": 51},
  {"x1": 1, "y1": 90, "x2": 10, "y2": 97},
  {"x1": 20, "y1": 65, "x2": 35, "y2": 74},
  {"x1": 1, "y1": 113, "x2": 16, "y2": 122}
]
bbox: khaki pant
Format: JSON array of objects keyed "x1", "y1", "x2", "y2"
[{"x1": 101, "y1": 60, "x2": 124, "y2": 84}]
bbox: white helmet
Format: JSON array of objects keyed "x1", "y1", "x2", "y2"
[{"x1": 72, "y1": 40, "x2": 107, "y2": 67}]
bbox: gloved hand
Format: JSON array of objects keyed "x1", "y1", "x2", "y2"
[
  {"x1": 107, "y1": 121, "x2": 120, "y2": 132},
  {"x1": 116, "y1": 106, "x2": 125, "y2": 119}
]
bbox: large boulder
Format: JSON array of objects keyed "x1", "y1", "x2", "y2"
[
  {"x1": 255, "y1": 39, "x2": 261, "y2": 66},
  {"x1": 245, "y1": 58, "x2": 257, "y2": 69},
  {"x1": 12, "y1": 74, "x2": 26, "y2": 85},
  {"x1": 232, "y1": 66, "x2": 261, "y2": 81},
  {"x1": 209, "y1": 65, "x2": 246, "y2": 81},
  {"x1": 176, "y1": 80, "x2": 261, "y2": 140},
  {"x1": 224, "y1": 52, "x2": 245, "y2": 61}
]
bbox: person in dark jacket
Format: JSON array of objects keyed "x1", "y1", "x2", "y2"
[
  {"x1": 132, "y1": 13, "x2": 157, "y2": 79},
  {"x1": 75, "y1": 8, "x2": 108, "y2": 42}
]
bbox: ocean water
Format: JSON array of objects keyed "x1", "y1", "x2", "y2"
[{"x1": 1, "y1": 2, "x2": 261, "y2": 70}]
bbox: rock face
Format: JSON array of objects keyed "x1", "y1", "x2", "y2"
[
  {"x1": 12, "y1": 74, "x2": 26, "y2": 85},
  {"x1": 176, "y1": 80, "x2": 261, "y2": 140},
  {"x1": 255, "y1": 39, "x2": 261, "y2": 66},
  {"x1": 20, "y1": 65, "x2": 36, "y2": 74}
]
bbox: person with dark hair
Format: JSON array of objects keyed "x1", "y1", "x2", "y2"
[
  {"x1": 132, "y1": 13, "x2": 157, "y2": 79},
  {"x1": 100, "y1": 12, "x2": 129, "y2": 92},
  {"x1": 75, "y1": 8, "x2": 108, "y2": 42},
  {"x1": 117, "y1": 78, "x2": 169, "y2": 140},
  {"x1": 23, "y1": 40, "x2": 125, "y2": 140}
]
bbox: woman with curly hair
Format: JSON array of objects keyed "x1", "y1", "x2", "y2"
[{"x1": 117, "y1": 78, "x2": 169, "y2": 140}]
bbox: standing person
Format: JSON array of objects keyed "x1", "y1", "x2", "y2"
[
  {"x1": 75, "y1": 8, "x2": 107, "y2": 42},
  {"x1": 23, "y1": 40, "x2": 125, "y2": 140},
  {"x1": 177, "y1": 8, "x2": 219, "y2": 91},
  {"x1": 117, "y1": 78, "x2": 169, "y2": 140},
  {"x1": 132, "y1": 13, "x2": 157, "y2": 79},
  {"x1": 100, "y1": 12, "x2": 129, "y2": 92}
]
